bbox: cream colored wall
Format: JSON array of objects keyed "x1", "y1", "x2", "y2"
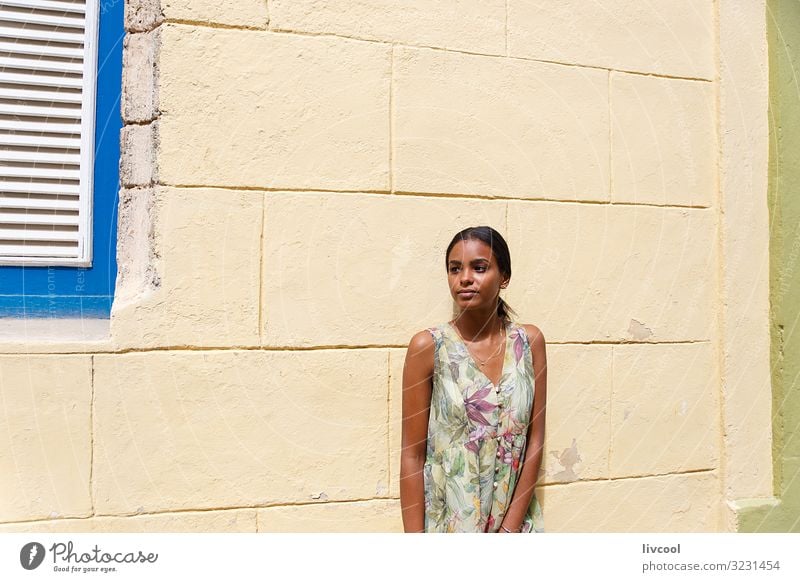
[{"x1": 0, "y1": 0, "x2": 772, "y2": 532}]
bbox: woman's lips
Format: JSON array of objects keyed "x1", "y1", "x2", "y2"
[{"x1": 458, "y1": 291, "x2": 477, "y2": 298}]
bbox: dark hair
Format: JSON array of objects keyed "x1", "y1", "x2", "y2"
[{"x1": 445, "y1": 226, "x2": 517, "y2": 324}]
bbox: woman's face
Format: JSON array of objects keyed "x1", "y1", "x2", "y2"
[{"x1": 447, "y1": 238, "x2": 508, "y2": 311}]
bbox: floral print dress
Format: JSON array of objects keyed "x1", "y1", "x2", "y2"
[{"x1": 423, "y1": 320, "x2": 545, "y2": 533}]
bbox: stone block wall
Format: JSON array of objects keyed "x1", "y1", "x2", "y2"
[{"x1": 0, "y1": 0, "x2": 772, "y2": 532}]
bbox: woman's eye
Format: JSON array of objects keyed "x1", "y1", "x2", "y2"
[{"x1": 450, "y1": 265, "x2": 488, "y2": 273}]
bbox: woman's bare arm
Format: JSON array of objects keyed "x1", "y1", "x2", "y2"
[
  {"x1": 399, "y1": 330, "x2": 434, "y2": 533},
  {"x1": 500, "y1": 323, "x2": 547, "y2": 532}
]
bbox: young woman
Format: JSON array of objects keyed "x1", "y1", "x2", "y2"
[{"x1": 400, "y1": 226, "x2": 546, "y2": 533}]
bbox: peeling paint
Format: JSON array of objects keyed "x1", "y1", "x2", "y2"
[
  {"x1": 628, "y1": 319, "x2": 653, "y2": 341},
  {"x1": 549, "y1": 437, "x2": 582, "y2": 482}
]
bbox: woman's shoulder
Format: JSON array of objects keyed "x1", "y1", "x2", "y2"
[
  {"x1": 407, "y1": 321, "x2": 454, "y2": 353},
  {"x1": 515, "y1": 322, "x2": 546, "y2": 347},
  {"x1": 407, "y1": 324, "x2": 443, "y2": 350},
  {"x1": 404, "y1": 327, "x2": 440, "y2": 373}
]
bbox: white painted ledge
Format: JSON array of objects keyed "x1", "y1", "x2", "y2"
[{"x1": 0, "y1": 318, "x2": 113, "y2": 354}]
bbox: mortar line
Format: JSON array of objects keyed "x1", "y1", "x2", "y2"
[
  {"x1": 162, "y1": 20, "x2": 714, "y2": 83},
  {"x1": 163, "y1": 18, "x2": 263, "y2": 31},
  {"x1": 711, "y1": 0, "x2": 729, "y2": 530},
  {"x1": 386, "y1": 351, "x2": 391, "y2": 497},
  {"x1": 0, "y1": 469, "x2": 718, "y2": 527},
  {"x1": 540, "y1": 467, "x2": 717, "y2": 487},
  {"x1": 504, "y1": 0, "x2": 509, "y2": 56},
  {"x1": 258, "y1": 193, "x2": 266, "y2": 344},
  {"x1": 609, "y1": 345, "x2": 613, "y2": 478},
  {"x1": 389, "y1": 44, "x2": 395, "y2": 193},
  {"x1": 0, "y1": 499, "x2": 398, "y2": 525},
  {"x1": 0, "y1": 339, "x2": 714, "y2": 357},
  {"x1": 107, "y1": 338, "x2": 717, "y2": 352},
  {"x1": 157, "y1": 183, "x2": 715, "y2": 210},
  {"x1": 126, "y1": 19, "x2": 165, "y2": 35},
  {"x1": 121, "y1": 118, "x2": 159, "y2": 127},
  {"x1": 608, "y1": 70, "x2": 613, "y2": 200}
]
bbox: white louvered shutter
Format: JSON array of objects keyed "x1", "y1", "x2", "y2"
[{"x1": 0, "y1": 0, "x2": 98, "y2": 266}]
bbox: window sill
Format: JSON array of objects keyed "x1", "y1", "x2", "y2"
[{"x1": 0, "y1": 318, "x2": 113, "y2": 354}]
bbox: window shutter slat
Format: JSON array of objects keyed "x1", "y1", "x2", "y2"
[
  {"x1": 0, "y1": 55, "x2": 84, "y2": 75},
  {"x1": 0, "y1": 102, "x2": 81, "y2": 119},
  {"x1": 0, "y1": 211, "x2": 78, "y2": 226},
  {"x1": 0, "y1": 39, "x2": 84, "y2": 59},
  {"x1": 0, "y1": 7, "x2": 84, "y2": 29},
  {"x1": 0, "y1": 243, "x2": 81, "y2": 257},
  {"x1": 0, "y1": 182, "x2": 80, "y2": 196},
  {"x1": 0, "y1": 149, "x2": 80, "y2": 164},
  {"x1": 0, "y1": 133, "x2": 80, "y2": 148},
  {"x1": 0, "y1": 0, "x2": 85, "y2": 14},
  {"x1": 0, "y1": 70, "x2": 84, "y2": 89},
  {"x1": 0, "y1": 165, "x2": 80, "y2": 180},
  {"x1": 0, "y1": 23, "x2": 84, "y2": 43},
  {"x1": 0, "y1": 192, "x2": 80, "y2": 210},
  {"x1": 1, "y1": 226, "x2": 79, "y2": 241},
  {"x1": 0, "y1": 86, "x2": 83, "y2": 104},
  {"x1": 0, "y1": 117, "x2": 81, "y2": 132}
]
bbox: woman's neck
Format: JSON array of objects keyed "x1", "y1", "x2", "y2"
[{"x1": 451, "y1": 311, "x2": 505, "y2": 342}]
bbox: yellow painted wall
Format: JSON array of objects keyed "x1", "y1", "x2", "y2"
[{"x1": 0, "y1": 0, "x2": 773, "y2": 532}]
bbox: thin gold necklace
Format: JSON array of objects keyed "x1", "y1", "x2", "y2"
[{"x1": 452, "y1": 322, "x2": 505, "y2": 367}]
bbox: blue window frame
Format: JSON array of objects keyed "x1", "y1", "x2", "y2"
[{"x1": 0, "y1": 0, "x2": 122, "y2": 318}]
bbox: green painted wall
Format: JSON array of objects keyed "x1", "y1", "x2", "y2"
[{"x1": 739, "y1": 0, "x2": 800, "y2": 532}]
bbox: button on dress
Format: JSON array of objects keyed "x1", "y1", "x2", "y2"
[{"x1": 423, "y1": 320, "x2": 545, "y2": 533}]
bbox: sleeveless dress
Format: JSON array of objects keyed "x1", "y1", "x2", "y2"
[{"x1": 423, "y1": 320, "x2": 545, "y2": 533}]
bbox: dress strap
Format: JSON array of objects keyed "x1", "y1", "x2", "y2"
[
  {"x1": 513, "y1": 323, "x2": 535, "y2": 370},
  {"x1": 425, "y1": 324, "x2": 444, "y2": 350},
  {"x1": 514, "y1": 322, "x2": 529, "y2": 345}
]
